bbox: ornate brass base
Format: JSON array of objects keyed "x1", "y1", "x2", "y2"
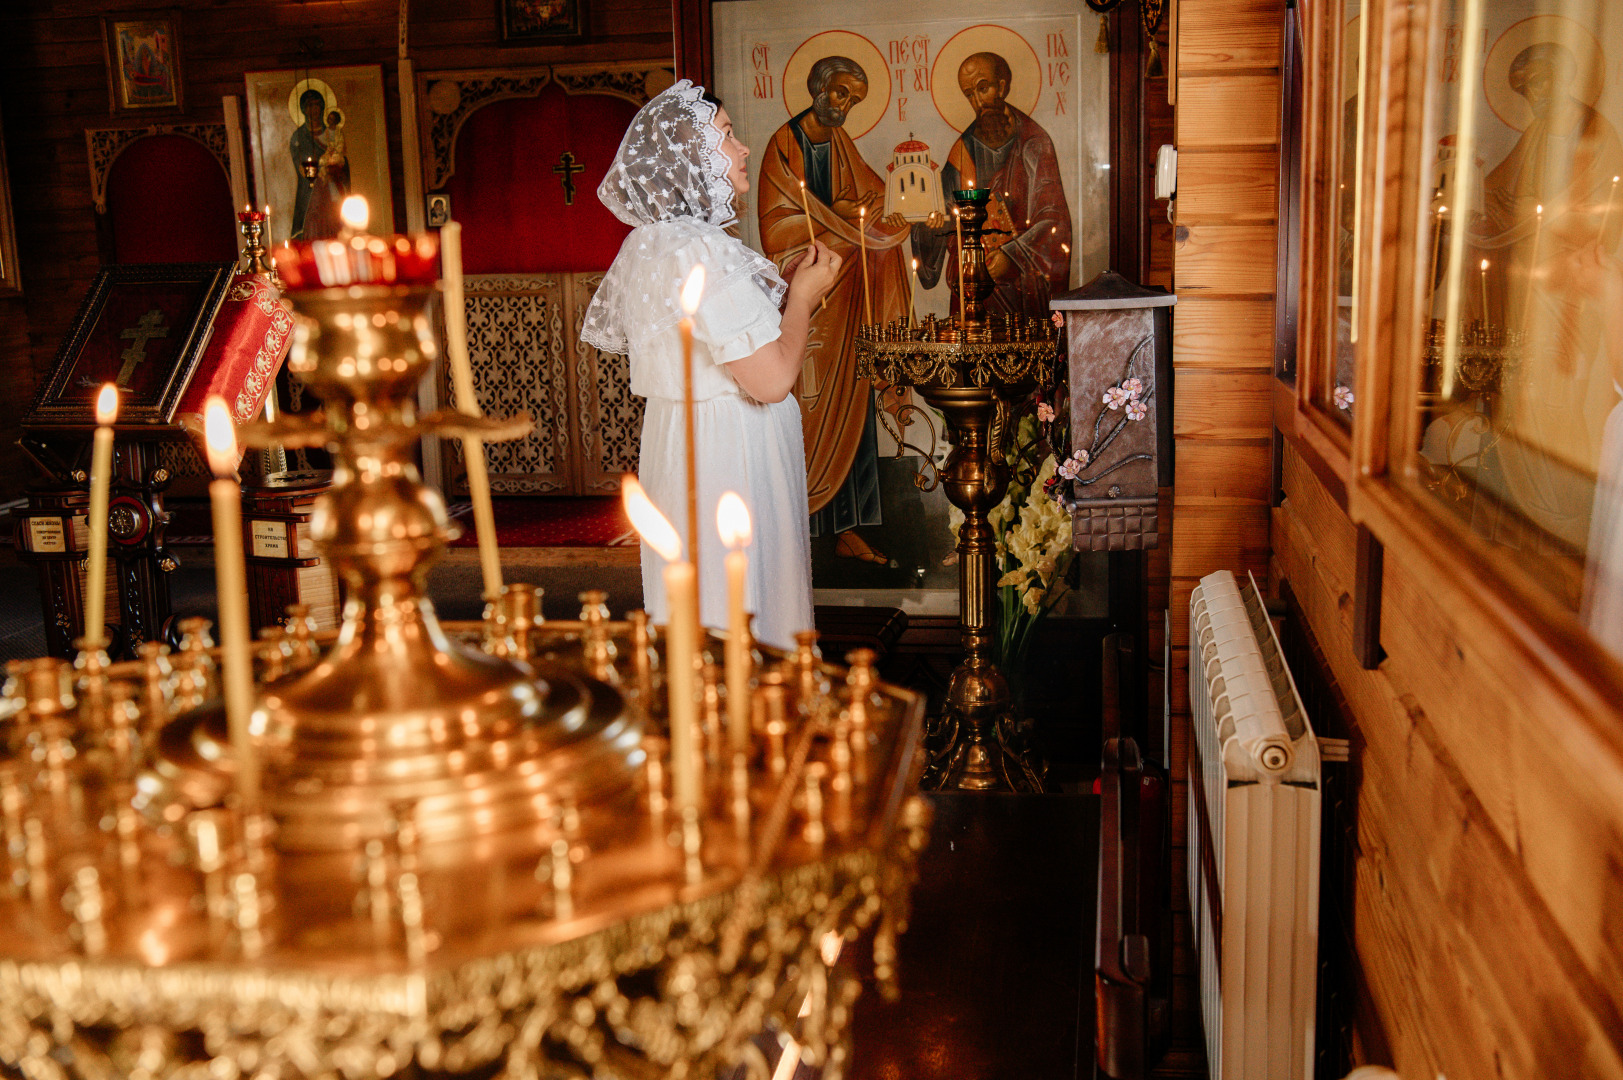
[{"x1": 857, "y1": 331, "x2": 1056, "y2": 795}]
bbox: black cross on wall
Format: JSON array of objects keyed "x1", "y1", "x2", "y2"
[{"x1": 554, "y1": 151, "x2": 585, "y2": 205}]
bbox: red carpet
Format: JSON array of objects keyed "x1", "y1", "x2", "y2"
[{"x1": 447, "y1": 497, "x2": 636, "y2": 548}]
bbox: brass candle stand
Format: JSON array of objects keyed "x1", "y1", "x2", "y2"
[
  {"x1": 856, "y1": 189, "x2": 1057, "y2": 794},
  {"x1": 0, "y1": 271, "x2": 930, "y2": 1080}
]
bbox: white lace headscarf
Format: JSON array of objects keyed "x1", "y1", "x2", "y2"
[{"x1": 582, "y1": 80, "x2": 786, "y2": 355}]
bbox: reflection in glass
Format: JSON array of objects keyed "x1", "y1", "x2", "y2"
[
  {"x1": 1418, "y1": 0, "x2": 1623, "y2": 655},
  {"x1": 1330, "y1": 0, "x2": 1366, "y2": 421}
]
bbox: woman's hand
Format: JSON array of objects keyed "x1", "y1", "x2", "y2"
[{"x1": 788, "y1": 241, "x2": 841, "y2": 308}]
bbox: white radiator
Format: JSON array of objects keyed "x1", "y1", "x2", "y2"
[{"x1": 1187, "y1": 570, "x2": 1321, "y2": 1080}]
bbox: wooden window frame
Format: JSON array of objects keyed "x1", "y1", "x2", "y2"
[
  {"x1": 1279, "y1": 0, "x2": 1362, "y2": 511},
  {"x1": 1345, "y1": 0, "x2": 1623, "y2": 720}
]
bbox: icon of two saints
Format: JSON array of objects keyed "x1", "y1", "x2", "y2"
[{"x1": 758, "y1": 52, "x2": 1072, "y2": 564}]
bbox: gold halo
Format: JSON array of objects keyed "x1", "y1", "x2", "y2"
[
  {"x1": 931, "y1": 25, "x2": 1042, "y2": 132},
  {"x1": 782, "y1": 32, "x2": 891, "y2": 140},
  {"x1": 288, "y1": 77, "x2": 338, "y2": 126},
  {"x1": 1483, "y1": 15, "x2": 1604, "y2": 132}
]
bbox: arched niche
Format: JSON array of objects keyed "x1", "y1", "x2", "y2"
[{"x1": 86, "y1": 126, "x2": 236, "y2": 264}]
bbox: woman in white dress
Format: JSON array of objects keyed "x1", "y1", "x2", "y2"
[{"x1": 582, "y1": 81, "x2": 840, "y2": 650}]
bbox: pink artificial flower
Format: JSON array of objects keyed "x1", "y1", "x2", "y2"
[
  {"x1": 1121, "y1": 377, "x2": 1144, "y2": 399},
  {"x1": 1102, "y1": 386, "x2": 1129, "y2": 410},
  {"x1": 1037, "y1": 402, "x2": 1056, "y2": 423},
  {"x1": 1126, "y1": 399, "x2": 1147, "y2": 422},
  {"x1": 1334, "y1": 385, "x2": 1355, "y2": 411},
  {"x1": 1050, "y1": 312, "x2": 1065, "y2": 328}
]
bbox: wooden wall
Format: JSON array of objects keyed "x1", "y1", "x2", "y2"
[
  {"x1": 1275, "y1": 445, "x2": 1623, "y2": 1077},
  {"x1": 1163, "y1": 0, "x2": 1283, "y2": 1066},
  {"x1": 0, "y1": 0, "x2": 670, "y2": 503}
]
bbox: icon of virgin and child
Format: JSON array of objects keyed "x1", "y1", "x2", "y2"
[
  {"x1": 288, "y1": 78, "x2": 351, "y2": 241},
  {"x1": 756, "y1": 45, "x2": 1072, "y2": 563}
]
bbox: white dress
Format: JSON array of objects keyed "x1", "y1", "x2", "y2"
[{"x1": 619, "y1": 223, "x2": 814, "y2": 650}]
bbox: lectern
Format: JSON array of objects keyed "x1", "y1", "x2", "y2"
[{"x1": 13, "y1": 262, "x2": 293, "y2": 657}]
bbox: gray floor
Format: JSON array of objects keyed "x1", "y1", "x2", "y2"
[{"x1": 0, "y1": 550, "x2": 645, "y2": 663}]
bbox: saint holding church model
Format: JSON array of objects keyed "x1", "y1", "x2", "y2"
[{"x1": 582, "y1": 81, "x2": 840, "y2": 650}]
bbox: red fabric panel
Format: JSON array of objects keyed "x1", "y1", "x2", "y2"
[
  {"x1": 107, "y1": 135, "x2": 237, "y2": 264},
  {"x1": 174, "y1": 273, "x2": 294, "y2": 464},
  {"x1": 446, "y1": 84, "x2": 638, "y2": 274}
]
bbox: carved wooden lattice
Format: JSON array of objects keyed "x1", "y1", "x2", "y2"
[
  {"x1": 446, "y1": 275, "x2": 571, "y2": 495},
  {"x1": 571, "y1": 273, "x2": 643, "y2": 492},
  {"x1": 443, "y1": 273, "x2": 640, "y2": 496}
]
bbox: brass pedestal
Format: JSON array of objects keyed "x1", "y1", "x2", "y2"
[{"x1": 857, "y1": 336, "x2": 1055, "y2": 793}]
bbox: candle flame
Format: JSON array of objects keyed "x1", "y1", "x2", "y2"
[
  {"x1": 1061, "y1": 243, "x2": 1071, "y2": 254},
  {"x1": 202, "y1": 396, "x2": 238, "y2": 478},
  {"x1": 680, "y1": 265, "x2": 706, "y2": 316},
  {"x1": 1438, "y1": 205, "x2": 1448, "y2": 215},
  {"x1": 717, "y1": 491, "x2": 752, "y2": 549},
  {"x1": 1536, "y1": 204, "x2": 1543, "y2": 216},
  {"x1": 95, "y1": 384, "x2": 118, "y2": 426},
  {"x1": 859, "y1": 206, "x2": 866, "y2": 218},
  {"x1": 911, "y1": 256, "x2": 918, "y2": 272},
  {"x1": 1480, "y1": 258, "x2": 1490, "y2": 271},
  {"x1": 622, "y1": 475, "x2": 681, "y2": 562},
  {"x1": 339, "y1": 195, "x2": 370, "y2": 233}
]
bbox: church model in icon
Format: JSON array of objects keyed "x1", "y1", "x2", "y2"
[{"x1": 883, "y1": 137, "x2": 944, "y2": 222}]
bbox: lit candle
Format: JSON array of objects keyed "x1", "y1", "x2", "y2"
[
  {"x1": 203, "y1": 397, "x2": 260, "y2": 813},
  {"x1": 1602, "y1": 176, "x2": 1620, "y2": 238},
  {"x1": 798, "y1": 180, "x2": 817, "y2": 250},
  {"x1": 1479, "y1": 258, "x2": 1491, "y2": 323},
  {"x1": 440, "y1": 220, "x2": 503, "y2": 601},
  {"x1": 859, "y1": 206, "x2": 871, "y2": 325},
  {"x1": 953, "y1": 207, "x2": 966, "y2": 329},
  {"x1": 1522, "y1": 204, "x2": 1544, "y2": 331},
  {"x1": 717, "y1": 492, "x2": 752, "y2": 755},
  {"x1": 1430, "y1": 205, "x2": 1448, "y2": 293},
  {"x1": 83, "y1": 385, "x2": 117, "y2": 644},
  {"x1": 339, "y1": 194, "x2": 369, "y2": 235},
  {"x1": 624, "y1": 477, "x2": 697, "y2": 811},
  {"x1": 909, "y1": 257, "x2": 919, "y2": 329},
  {"x1": 678, "y1": 266, "x2": 706, "y2": 595}
]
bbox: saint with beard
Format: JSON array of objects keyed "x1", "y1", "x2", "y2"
[
  {"x1": 913, "y1": 51, "x2": 1073, "y2": 317},
  {"x1": 759, "y1": 55, "x2": 912, "y2": 563}
]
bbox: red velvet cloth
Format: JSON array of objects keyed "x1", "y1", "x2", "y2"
[
  {"x1": 175, "y1": 273, "x2": 294, "y2": 449},
  {"x1": 447, "y1": 84, "x2": 639, "y2": 274},
  {"x1": 107, "y1": 135, "x2": 238, "y2": 264}
]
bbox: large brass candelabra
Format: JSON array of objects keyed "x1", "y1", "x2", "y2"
[
  {"x1": 0, "y1": 271, "x2": 929, "y2": 1080},
  {"x1": 856, "y1": 189, "x2": 1057, "y2": 793}
]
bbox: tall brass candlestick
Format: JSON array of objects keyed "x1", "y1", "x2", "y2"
[
  {"x1": 84, "y1": 384, "x2": 117, "y2": 643},
  {"x1": 678, "y1": 267, "x2": 706, "y2": 597},
  {"x1": 717, "y1": 492, "x2": 752, "y2": 755},
  {"x1": 440, "y1": 220, "x2": 503, "y2": 601},
  {"x1": 203, "y1": 397, "x2": 260, "y2": 813}
]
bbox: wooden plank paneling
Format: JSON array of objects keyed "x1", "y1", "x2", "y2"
[
  {"x1": 1176, "y1": 0, "x2": 1284, "y2": 70},
  {"x1": 1175, "y1": 149, "x2": 1279, "y2": 222},
  {"x1": 1175, "y1": 74, "x2": 1282, "y2": 146},
  {"x1": 1174, "y1": 223, "x2": 1279, "y2": 293},
  {"x1": 1168, "y1": 507, "x2": 1270, "y2": 578},
  {"x1": 1173, "y1": 439, "x2": 1272, "y2": 504},
  {"x1": 1172, "y1": 369, "x2": 1272, "y2": 439},
  {"x1": 1275, "y1": 445, "x2": 1623, "y2": 1078},
  {"x1": 1171, "y1": 296, "x2": 1275, "y2": 368}
]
